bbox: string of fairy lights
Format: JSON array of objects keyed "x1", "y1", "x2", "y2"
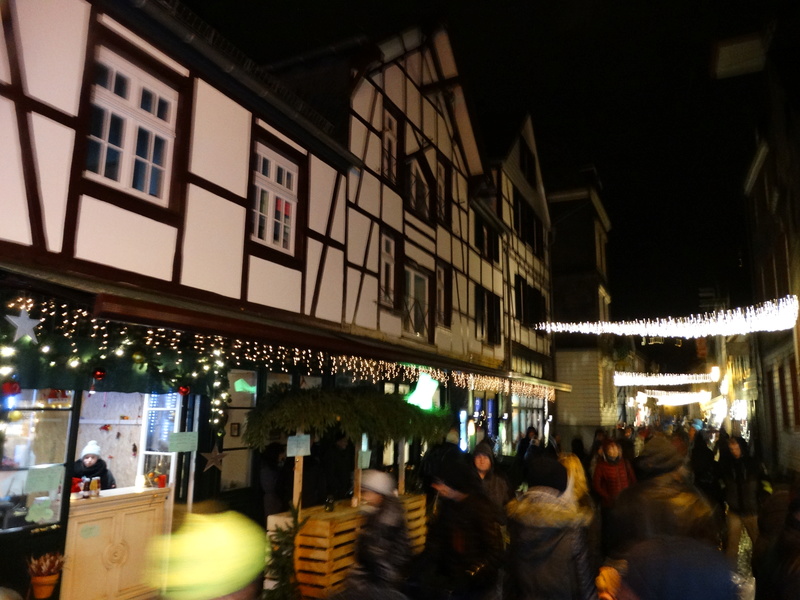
[
  {"x1": 538, "y1": 295, "x2": 798, "y2": 338},
  {"x1": 613, "y1": 368, "x2": 720, "y2": 387}
]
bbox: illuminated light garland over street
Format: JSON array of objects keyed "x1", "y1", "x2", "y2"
[
  {"x1": 614, "y1": 368, "x2": 720, "y2": 387},
  {"x1": 640, "y1": 390, "x2": 713, "y2": 406},
  {"x1": 538, "y1": 295, "x2": 798, "y2": 339}
]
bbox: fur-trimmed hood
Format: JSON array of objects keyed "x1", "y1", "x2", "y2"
[{"x1": 506, "y1": 487, "x2": 592, "y2": 529}]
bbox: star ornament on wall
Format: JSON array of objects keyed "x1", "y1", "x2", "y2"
[
  {"x1": 201, "y1": 444, "x2": 227, "y2": 472},
  {"x1": 5, "y1": 309, "x2": 40, "y2": 344}
]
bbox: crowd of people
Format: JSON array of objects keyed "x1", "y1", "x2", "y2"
[{"x1": 334, "y1": 421, "x2": 800, "y2": 600}]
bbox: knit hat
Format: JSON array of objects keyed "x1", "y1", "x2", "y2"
[
  {"x1": 81, "y1": 440, "x2": 101, "y2": 458},
  {"x1": 526, "y1": 456, "x2": 568, "y2": 492},
  {"x1": 360, "y1": 470, "x2": 395, "y2": 497},
  {"x1": 147, "y1": 510, "x2": 266, "y2": 600},
  {"x1": 635, "y1": 435, "x2": 684, "y2": 477}
]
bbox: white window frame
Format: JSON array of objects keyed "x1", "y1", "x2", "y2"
[
  {"x1": 136, "y1": 392, "x2": 182, "y2": 489},
  {"x1": 403, "y1": 265, "x2": 429, "y2": 337},
  {"x1": 379, "y1": 233, "x2": 395, "y2": 306},
  {"x1": 252, "y1": 142, "x2": 298, "y2": 255},
  {"x1": 436, "y1": 265, "x2": 446, "y2": 325},
  {"x1": 410, "y1": 161, "x2": 429, "y2": 218},
  {"x1": 85, "y1": 47, "x2": 177, "y2": 207},
  {"x1": 382, "y1": 110, "x2": 398, "y2": 183}
]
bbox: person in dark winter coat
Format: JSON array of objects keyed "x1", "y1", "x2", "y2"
[
  {"x1": 338, "y1": 470, "x2": 411, "y2": 600},
  {"x1": 473, "y1": 441, "x2": 512, "y2": 524},
  {"x1": 506, "y1": 456, "x2": 597, "y2": 600},
  {"x1": 73, "y1": 440, "x2": 116, "y2": 489},
  {"x1": 720, "y1": 436, "x2": 762, "y2": 563},
  {"x1": 754, "y1": 496, "x2": 800, "y2": 600},
  {"x1": 595, "y1": 536, "x2": 737, "y2": 600},
  {"x1": 259, "y1": 442, "x2": 286, "y2": 521},
  {"x1": 606, "y1": 435, "x2": 718, "y2": 559},
  {"x1": 410, "y1": 460, "x2": 503, "y2": 600}
]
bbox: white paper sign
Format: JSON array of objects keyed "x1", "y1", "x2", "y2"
[
  {"x1": 286, "y1": 434, "x2": 311, "y2": 457},
  {"x1": 358, "y1": 450, "x2": 372, "y2": 470}
]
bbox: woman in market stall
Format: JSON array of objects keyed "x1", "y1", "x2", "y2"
[{"x1": 72, "y1": 440, "x2": 116, "y2": 491}]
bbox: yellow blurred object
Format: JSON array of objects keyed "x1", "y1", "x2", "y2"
[
  {"x1": 7, "y1": 410, "x2": 22, "y2": 422},
  {"x1": 146, "y1": 510, "x2": 266, "y2": 600},
  {"x1": 596, "y1": 565, "x2": 622, "y2": 599}
]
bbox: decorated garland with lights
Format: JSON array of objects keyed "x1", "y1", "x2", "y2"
[
  {"x1": 243, "y1": 384, "x2": 452, "y2": 449},
  {"x1": 539, "y1": 295, "x2": 799, "y2": 339},
  {"x1": 614, "y1": 370, "x2": 720, "y2": 387}
]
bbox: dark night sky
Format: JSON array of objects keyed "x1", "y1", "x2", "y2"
[{"x1": 182, "y1": 0, "x2": 767, "y2": 326}]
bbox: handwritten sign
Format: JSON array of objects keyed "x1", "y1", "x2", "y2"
[
  {"x1": 24, "y1": 464, "x2": 64, "y2": 494},
  {"x1": 358, "y1": 450, "x2": 372, "y2": 470},
  {"x1": 286, "y1": 434, "x2": 311, "y2": 457},
  {"x1": 168, "y1": 431, "x2": 199, "y2": 453}
]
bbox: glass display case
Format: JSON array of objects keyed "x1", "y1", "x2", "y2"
[{"x1": 0, "y1": 389, "x2": 73, "y2": 532}]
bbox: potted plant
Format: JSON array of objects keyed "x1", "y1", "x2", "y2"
[{"x1": 27, "y1": 552, "x2": 65, "y2": 599}]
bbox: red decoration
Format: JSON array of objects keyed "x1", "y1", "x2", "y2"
[
  {"x1": 2, "y1": 381, "x2": 21, "y2": 396},
  {"x1": 92, "y1": 367, "x2": 107, "y2": 381},
  {"x1": 178, "y1": 385, "x2": 191, "y2": 396}
]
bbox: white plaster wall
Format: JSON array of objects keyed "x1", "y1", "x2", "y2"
[
  {"x1": 436, "y1": 230, "x2": 451, "y2": 261},
  {"x1": 366, "y1": 222, "x2": 379, "y2": 272},
  {"x1": 370, "y1": 91, "x2": 383, "y2": 129},
  {"x1": 13, "y1": 0, "x2": 89, "y2": 116},
  {"x1": 309, "y1": 156, "x2": 336, "y2": 235},
  {"x1": 364, "y1": 130, "x2": 382, "y2": 175},
  {"x1": 351, "y1": 79, "x2": 373, "y2": 121},
  {"x1": 315, "y1": 247, "x2": 344, "y2": 323},
  {"x1": 382, "y1": 187, "x2": 403, "y2": 232},
  {"x1": 75, "y1": 197, "x2": 176, "y2": 280},
  {"x1": 423, "y1": 98, "x2": 436, "y2": 143},
  {"x1": 405, "y1": 123, "x2": 420, "y2": 155},
  {"x1": 248, "y1": 257, "x2": 301, "y2": 313},
  {"x1": 455, "y1": 273, "x2": 468, "y2": 314},
  {"x1": 30, "y1": 114, "x2": 74, "y2": 253},
  {"x1": 380, "y1": 310, "x2": 402, "y2": 337},
  {"x1": 0, "y1": 97, "x2": 32, "y2": 245},
  {"x1": 406, "y1": 51, "x2": 421, "y2": 87},
  {"x1": 384, "y1": 64, "x2": 405, "y2": 112},
  {"x1": 405, "y1": 242, "x2": 435, "y2": 272},
  {"x1": 350, "y1": 120, "x2": 369, "y2": 172},
  {"x1": 331, "y1": 173, "x2": 346, "y2": 244},
  {"x1": 437, "y1": 113, "x2": 452, "y2": 158},
  {"x1": 406, "y1": 77, "x2": 421, "y2": 128},
  {"x1": 347, "y1": 208, "x2": 371, "y2": 266},
  {"x1": 405, "y1": 223, "x2": 436, "y2": 255},
  {"x1": 190, "y1": 80, "x2": 250, "y2": 197},
  {"x1": 355, "y1": 273, "x2": 378, "y2": 329},
  {"x1": 0, "y1": 8, "x2": 10, "y2": 84},
  {"x1": 305, "y1": 238, "x2": 323, "y2": 314},
  {"x1": 451, "y1": 239, "x2": 464, "y2": 271},
  {"x1": 358, "y1": 170, "x2": 381, "y2": 217},
  {"x1": 481, "y1": 261, "x2": 494, "y2": 290},
  {"x1": 181, "y1": 184, "x2": 245, "y2": 298},
  {"x1": 493, "y1": 267, "x2": 504, "y2": 296}
]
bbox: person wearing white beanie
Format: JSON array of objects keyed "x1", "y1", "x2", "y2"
[{"x1": 73, "y1": 440, "x2": 116, "y2": 490}]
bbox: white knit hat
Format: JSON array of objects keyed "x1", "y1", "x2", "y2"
[
  {"x1": 81, "y1": 440, "x2": 101, "y2": 458},
  {"x1": 360, "y1": 470, "x2": 395, "y2": 496}
]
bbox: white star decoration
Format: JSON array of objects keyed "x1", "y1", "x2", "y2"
[
  {"x1": 200, "y1": 444, "x2": 227, "y2": 472},
  {"x1": 5, "y1": 309, "x2": 40, "y2": 344}
]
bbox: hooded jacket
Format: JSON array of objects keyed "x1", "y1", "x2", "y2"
[
  {"x1": 72, "y1": 457, "x2": 116, "y2": 490},
  {"x1": 473, "y1": 443, "x2": 512, "y2": 523},
  {"x1": 506, "y1": 488, "x2": 597, "y2": 600}
]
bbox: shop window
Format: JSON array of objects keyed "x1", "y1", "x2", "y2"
[
  {"x1": 85, "y1": 47, "x2": 177, "y2": 207},
  {"x1": 137, "y1": 392, "x2": 182, "y2": 488},
  {"x1": 252, "y1": 142, "x2": 298, "y2": 255}
]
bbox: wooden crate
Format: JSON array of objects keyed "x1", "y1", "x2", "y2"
[{"x1": 284, "y1": 494, "x2": 427, "y2": 599}]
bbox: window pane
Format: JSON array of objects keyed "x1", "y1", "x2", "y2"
[
  {"x1": 276, "y1": 166, "x2": 285, "y2": 186},
  {"x1": 132, "y1": 159, "x2": 146, "y2": 192},
  {"x1": 95, "y1": 63, "x2": 110, "y2": 89},
  {"x1": 285, "y1": 172, "x2": 294, "y2": 191},
  {"x1": 89, "y1": 104, "x2": 105, "y2": 138},
  {"x1": 152, "y1": 136, "x2": 165, "y2": 166},
  {"x1": 108, "y1": 114, "x2": 124, "y2": 147},
  {"x1": 260, "y1": 157, "x2": 270, "y2": 177},
  {"x1": 135, "y1": 127, "x2": 151, "y2": 158},
  {"x1": 259, "y1": 189, "x2": 269, "y2": 213},
  {"x1": 147, "y1": 393, "x2": 179, "y2": 409},
  {"x1": 145, "y1": 410, "x2": 175, "y2": 452},
  {"x1": 141, "y1": 88, "x2": 154, "y2": 113},
  {"x1": 86, "y1": 139, "x2": 101, "y2": 173},
  {"x1": 149, "y1": 167, "x2": 163, "y2": 197},
  {"x1": 104, "y1": 148, "x2": 120, "y2": 181},
  {"x1": 113, "y1": 73, "x2": 128, "y2": 98},
  {"x1": 257, "y1": 214, "x2": 266, "y2": 240},
  {"x1": 157, "y1": 98, "x2": 169, "y2": 122}
]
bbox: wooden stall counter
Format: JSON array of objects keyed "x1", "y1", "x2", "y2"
[
  {"x1": 62, "y1": 487, "x2": 171, "y2": 600},
  {"x1": 267, "y1": 494, "x2": 426, "y2": 599}
]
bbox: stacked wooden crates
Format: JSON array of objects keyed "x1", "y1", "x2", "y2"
[{"x1": 285, "y1": 494, "x2": 427, "y2": 598}]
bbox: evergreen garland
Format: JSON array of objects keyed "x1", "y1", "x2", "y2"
[
  {"x1": 264, "y1": 505, "x2": 306, "y2": 600},
  {"x1": 244, "y1": 384, "x2": 452, "y2": 449}
]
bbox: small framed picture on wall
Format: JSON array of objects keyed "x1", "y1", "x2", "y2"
[{"x1": 230, "y1": 423, "x2": 240, "y2": 437}]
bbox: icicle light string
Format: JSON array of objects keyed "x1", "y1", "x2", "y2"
[
  {"x1": 614, "y1": 369, "x2": 720, "y2": 387},
  {"x1": 539, "y1": 295, "x2": 798, "y2": 339},
  {"x1": 642, "y1": 390, "x2": 713, "y2": 406},
  {"x1": 3, "y1": 297, "x2": 554, "y2": 397}
]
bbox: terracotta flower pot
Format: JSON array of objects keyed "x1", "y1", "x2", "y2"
[{"x1": 30, "y1": 573, "x2": 60, "y2": 599}]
